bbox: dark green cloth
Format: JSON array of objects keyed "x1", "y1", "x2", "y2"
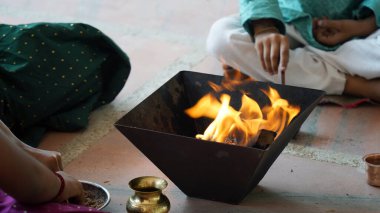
[{"x1": 0, "y1": 23, "x2": 131, "y2": 147}]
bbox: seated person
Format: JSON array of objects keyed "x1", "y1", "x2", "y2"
[
  {"x1": 0, "y1": 22, "x2": 131, "y2": 147},
  {"x1": 207, "y1": 0, "x2": 380, "y2": 102},
  {"x1": 0, "y1": 120, "x2": 104, "y2": 212}
]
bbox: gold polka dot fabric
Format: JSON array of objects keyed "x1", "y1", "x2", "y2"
[{"x1": 0, "y1": 23, "x2": 131, "y2": 147}]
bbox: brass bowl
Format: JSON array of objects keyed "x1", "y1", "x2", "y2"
[
  {"x1": 79, "y1": 180, "x2": 111, "y2": 210},
  {"x1": 127, "y1": 176, "x2": 170, "y2": 213},
  {"x1": 129, "y1": 176, "x2": 168, "y2": 192},
  {"x1": 363, "y1": 153, "x2": 380, "y2": 187}
]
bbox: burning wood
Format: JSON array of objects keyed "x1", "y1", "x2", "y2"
[
  {"x1": 224, "y1": 130, "x2": 276, "y2": 149},
  {"x1": 253, "y1": 130, "x2": 276, "y2": 149}
]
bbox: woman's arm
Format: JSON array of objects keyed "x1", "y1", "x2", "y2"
[
  {"x1": 0, "y1": 121, "x2": 83, "y2": 204},
  {"x1": 0, "y1": 123, "x2": 63, "y2": 172}
]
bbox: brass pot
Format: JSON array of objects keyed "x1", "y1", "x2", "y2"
[
  {"x1": 363, "y1": 153, "x2": 380, "y2": 187},
  {"x1": 127, "y1": 176, "x2": 170, "y2": 213}
]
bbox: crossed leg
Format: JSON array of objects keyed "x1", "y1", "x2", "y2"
[
  {"x1": 207, "y1": 15, "x2": 380, "y2": 102},
  {"x1": 345, "y1": 75, "x2": 380, "y2": 102}
]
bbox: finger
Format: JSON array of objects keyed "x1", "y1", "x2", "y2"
[
  {"x1": 263, "y1": 40, "x2": 274, "y2": 75},
  {"x1": 312, "y1": 18, "x2": 319, "y2": 30},
  {"x1": 315, "y1": 29, "x2": 327, "y2": 43},
  {"x1": 56, "y1": 153, "x2": 63, "y2": 171},
  {"x1": 255, "y1": 42, "x2": 266, "y2": 72},
  {"x1": 279, "y1": 41, "x2": 288, "y2": 85},
  {"x1": 322, "y1": 28, "x2": 331, "y2": 37},
  {"x1": 73, "y1": 184, "x2": 85, "y2": 205},
  {"x1": 312, "y1": 20, "x2": 317, "y2": 35},
  {"x1": 316, "y1": 30, "x2": 332, "y2": 45},
  {"x1": 278, "y1": 39, "x2": 289, "y2": 74},
  {"x1": 270, "y1": 42, "x2": 280, "y2": 74},
  {"x1": 318, "y1": 19, "x2": 340, "y2": 30},
  {"x1": 317, "y1": 17, "x2": 330, "y2": 28}
]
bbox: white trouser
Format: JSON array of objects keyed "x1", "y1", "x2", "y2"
[{"x1": 206, "y1": 15, "x2": 380, "y2": 95}]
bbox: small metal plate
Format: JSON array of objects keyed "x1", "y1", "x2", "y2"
[{"x1": 79, "y1": 180, "x2": 111, "y2": 210}]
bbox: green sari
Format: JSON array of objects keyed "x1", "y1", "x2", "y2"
[{"x1": 0, "y1": 23, "x2": 131, "y2": 147}]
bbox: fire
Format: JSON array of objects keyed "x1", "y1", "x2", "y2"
[{"x1": 185, "y1": 70, "x2": 300, "y2": 147}]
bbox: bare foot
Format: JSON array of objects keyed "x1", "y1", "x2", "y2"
[{"x1": 344, "y1": 75, "x2": 380, "y2": 103}]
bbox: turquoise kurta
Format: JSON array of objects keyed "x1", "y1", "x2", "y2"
[
  {"x1": 0, "y1": 23, "x2": 131, "y2": 147},
  {"x1": 240, "y1": 0, "x2": 380, "y2": 50}
]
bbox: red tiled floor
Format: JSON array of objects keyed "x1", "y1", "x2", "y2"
[
  {"x1": 1, "y1": 0, "x2": 379, "y2": 212},
  {"x1": 297, "y1": 105, "x2": 380, "y2": 156},
  {"x1": 64, "y1": 129, "x2": 379, "y2": 212},
  {"x1": 116, "y1": 36, "x2": 195, "y2": 96}
]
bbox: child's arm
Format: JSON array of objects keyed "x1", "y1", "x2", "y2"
[
  {"x1": 251, "y1": 19, "x2": 289, "y2": 76},
  {"x1": 240, "y1": 0, "x2": 289, "y2": 75}
]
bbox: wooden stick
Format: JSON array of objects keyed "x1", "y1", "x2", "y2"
[{"x1": 281, "y1": 69, "x2": 285, "y2": 85}]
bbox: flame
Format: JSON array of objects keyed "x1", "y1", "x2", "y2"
[{"x1": 185, "y1": 69, "x2": 300, "y2": 147}]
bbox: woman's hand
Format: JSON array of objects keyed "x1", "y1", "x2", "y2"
[
  {"x1": 254, "y1": 26, "x2": 289, "y2": 75},
  {"x1": 54, "y1": 171, "x2": 84, "y2": 203},
  {"x1": 25, "y1": 146, "x2": 63, "y2": 172}
]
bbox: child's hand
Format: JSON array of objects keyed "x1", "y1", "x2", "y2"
[
  {"x1": 313, "y1": 19, "x2": 358, "y2": 46},
  {"x1": 254, "y1": 31, "x2": 289, "y2": 75}
]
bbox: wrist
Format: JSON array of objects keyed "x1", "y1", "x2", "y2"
[
  {"x1": 350, "y1": 16, "x2": 376, "y2": 37},
  {"x1": 250, "y1": 19, "x2": 280, "y2": 39},
  {"x1": 52, "y1": 171, "x2": 65, "y2": 202},
  {"x1": 254, "y1": 26, "x2": 279, "y2": 38},
  {"x1": 357, "y1": 16, "x2": 377, "y2": 37}
]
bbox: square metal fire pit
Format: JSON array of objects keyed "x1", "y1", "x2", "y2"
[{"x1": 115, "y1": 71, "x2": 325, "y2": 204}]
